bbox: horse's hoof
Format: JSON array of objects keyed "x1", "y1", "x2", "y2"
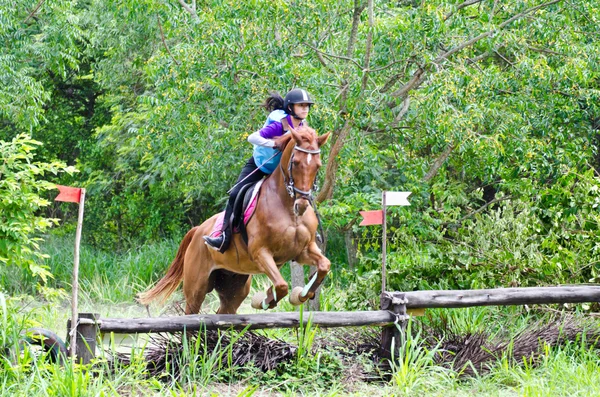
[
  {"x1": 289, "y1": 286, "x2": 306, "y2": 306},
  {"x1": 251, "y1": 291, "x2": 268, "y2": 310}
]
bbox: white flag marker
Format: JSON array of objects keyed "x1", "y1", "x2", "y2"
[{"x1": 383, "y1": 191, "x2": 411, "y2": 206}]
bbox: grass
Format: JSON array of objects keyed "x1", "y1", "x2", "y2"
[
  {"x1": 2, "y1": 237, "x2": 600, "y2": 396},
  {"x1": 2, "y1": 292, "x2": 600, "y2": 395}
]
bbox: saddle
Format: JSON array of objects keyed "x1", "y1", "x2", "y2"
[{"x1": 210, "y1": 179, "x2": 264, "y2": 244}]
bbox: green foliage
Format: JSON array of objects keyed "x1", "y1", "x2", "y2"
[
  {"x1": 0, "y1": 135, "x2": 75, "y2": 282},
  {"x1": 2, "y1": 0, "x2": 600, "y2": 306},
  {"x1": 0, "y1": 0, "x2": 86, "y2": 130}
]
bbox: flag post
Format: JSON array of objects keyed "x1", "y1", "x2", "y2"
[
  {"x1": 55, "y1": 185, "x2": 86, "y2": 362},
  {"x1": 70, "y1": 188, "x2": 86, "y2": 361},
  {"x1": 359, "y1": 192, "x2": 411, "y2": 294},
  {"x1": 382, "y1": 191, "x2": 387, "y2": 294}
]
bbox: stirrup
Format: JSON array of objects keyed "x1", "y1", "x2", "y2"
[{"x1": 203, "y1": 235, "x2": 224, "y2": 252}]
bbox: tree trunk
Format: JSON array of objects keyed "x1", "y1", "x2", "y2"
[
  {"x1": 344, "y1": 229, "x2": 358, "y2": 270},
  {"x1": 316, "y1": 119, "x2": 352, "y2": 203}
]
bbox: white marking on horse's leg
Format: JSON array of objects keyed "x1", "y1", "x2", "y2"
[{"x1": 301, "y1": 272, "x2": 318, "y2": 297}]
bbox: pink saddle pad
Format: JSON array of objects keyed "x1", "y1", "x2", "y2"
[{"x1": 209, "y1": 180, "x2": 264, "y2": 237}]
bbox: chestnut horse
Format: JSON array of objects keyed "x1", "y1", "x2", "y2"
[{"x1": 138, "y1": 126, "x2": 331, "y2": 314}]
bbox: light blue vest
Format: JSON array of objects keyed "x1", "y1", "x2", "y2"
[{"x1": 253, "y1": 110, "x2": 287, "y2": 174}]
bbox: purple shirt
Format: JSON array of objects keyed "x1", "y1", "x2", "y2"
[
  {"x1": 259, "y1": 115, "x2": 303, "y2": 139},
  {"x1": 252, "y1": 115, "x2": 305, "y2": 173}
]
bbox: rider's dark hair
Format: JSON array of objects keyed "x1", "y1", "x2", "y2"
[{"x1": 263, "y1": 92, "x2": 285, "y2": 112}]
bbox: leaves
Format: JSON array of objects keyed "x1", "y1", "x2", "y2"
[
  {"x1": 0, "y1": 134, "x2": 74, "y2": 281},
  {"x1": 1, "y1": 0, "x2": 600, "y2": 295}
]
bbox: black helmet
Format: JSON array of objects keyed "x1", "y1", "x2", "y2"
[{"x1": 284, "y1": 88, "x2": 314, "y2": 118}]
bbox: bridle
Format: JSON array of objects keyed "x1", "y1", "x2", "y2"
[{"x1": 280, "y1": 145, "x2": 321, "y2": 200}]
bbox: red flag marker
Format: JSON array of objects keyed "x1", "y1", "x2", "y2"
[
  {"x1": 359, "y1": 210, "x2": 383, "y2": 226},
  {"x1": 54, "y1": 184, "x2": 86, "y2": 361},
  {"x1": 55, "y1": 185, "x2": 82, "y2": 203}
]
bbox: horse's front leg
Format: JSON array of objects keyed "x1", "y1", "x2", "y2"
[
  {"x1": 251, "y1": 249, "x2": 289, "y2": 309},
  {"x1": 292, "y1": 242, "x2": 331, "y2": 303}
]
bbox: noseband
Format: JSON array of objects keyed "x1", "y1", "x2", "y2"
[{"x1": 280, "y1": 145, "x2": 321, "y2": 199}]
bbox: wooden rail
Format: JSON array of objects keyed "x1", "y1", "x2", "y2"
[
  {"x1": 98, "y1": 311, "x2": 396, "y2": 333},
  {"x1": 70, "y1": 285, "x2": 600, "y2": 364},
  {"x1": 399, "y1": 285, "x2": 600, "y2": 308},
  {"x1": 95, "y1": 286, "x2": 600, "y2": 334}
]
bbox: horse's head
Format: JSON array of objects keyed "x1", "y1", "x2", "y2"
[{"x1": 279, "y1": 125, "x2": 330, "y2": 216}]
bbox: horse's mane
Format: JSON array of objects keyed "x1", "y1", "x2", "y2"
[{"x1": 275, "y1": 125, "x2": 317, "y2": 152}]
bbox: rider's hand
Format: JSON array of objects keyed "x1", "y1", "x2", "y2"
[{"x1": 273, "y1": 135, "x2": 290, "y2": 152}]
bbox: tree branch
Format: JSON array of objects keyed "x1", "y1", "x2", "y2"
[
  {"x1": 177, "y1": 0, "x2": 198, "y2": 19},
  {"x1": 347, "y1": 0, "x2": 366, "y2": 57},
  {"x1": 23, "y1": 0, "x2": 45, "y2": 23},
  {"x1": 390, "y1": 0, "x2": 562, "y2": 98},
  {"x1": 444, "y1": 0, "x2": 483, "y2": 21},
  {"x1": 442, "y1": 195, "x2": 513, "y2": 227},
  {"x1": 467, "y1": 51, "x2": 493, "y2": 64},
  {"x1": 423, "y1": 142, "x2": 456, "y2": 182},
  {"x1": 369, "y1": 59, "x2": 405, "y2": 73},
  {"x1": 315, "y1": 50, "x2": 336, "y2": 74},
  {"x1": 390, "y1": 66, "x2": 426, "y2": 99},
  {"x1": 493, "y1": 49, "x2": 514, "y2": 66},
  {"x1": 157, "y1": 16, "x2": 181, "y2": 66},
  {"x1": 304, "y1": 43, "x2": 363, "y2": 70},
  {"x1": 317, "y1": 119, "x2": 352, "y2": 203},
  {"x1": 369, "y1": 98, "x2": 411, "y2": 133},
  {"x1": 526, "y1": 45, "x2": 566, "y2": 56},
  {"x1": 361, "y1": 0, "x2": 374, "y2": 91},
  {"x1": 393, "y1": 97, "x2": 410, "y2": 126}
]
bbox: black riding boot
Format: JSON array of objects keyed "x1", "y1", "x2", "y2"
[
  {"x1": 204, "y1": 203, "x2": 234, "y2": 253},
  {"x1": 203, "y1": 232, "x2": 228, "y2": 253},
  {"x1": 204, "y1": 157, "x2": 266, "y2": 254}
]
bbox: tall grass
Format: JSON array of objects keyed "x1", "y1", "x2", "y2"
[
  {"x1": 388, "y1": 320, "x2": 456, "y2": 395},
  {"x1": 0, "y1": 233, "x2": 180, "y2": 301},
  {"x1": 3, "y1": 289, "x2": 600, "y2": 396},
  {"x1": 3, "y1": 237, "x2": 600, "y2": 396}
]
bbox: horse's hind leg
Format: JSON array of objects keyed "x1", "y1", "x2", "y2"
[
  {"x1": 183, "y1": 232, "x2": 216, "y2": 314},
  {"x1": 214, "y1": 271, "x2": 252, "y2": 314}
]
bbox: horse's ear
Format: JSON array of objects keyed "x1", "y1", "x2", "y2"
[
  {"x1": 289, "y1": 127, "x2": 302, "y2": 143},
  {"x1": 317, "y1": 131, "x2": 331, "y2": 147}
]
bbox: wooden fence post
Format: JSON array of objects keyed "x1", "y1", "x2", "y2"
[
  {"x1": 67, "y1": 313, "x2": 99, "y2": 365},
  {"x1": 380, "y1": 292, "x2": 408, "y2": 360}
]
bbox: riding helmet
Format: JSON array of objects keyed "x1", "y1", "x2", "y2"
[{"x1": 283, "y1": 89, "x2": 314, "y2": 117}]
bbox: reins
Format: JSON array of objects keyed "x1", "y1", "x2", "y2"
[{"x1": 227, "y1": 150, "x2": 281, "y2": 195}]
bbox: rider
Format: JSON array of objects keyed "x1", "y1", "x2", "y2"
[{"x1": 203, "y1": 88, "x2": 315, "y2": 253}]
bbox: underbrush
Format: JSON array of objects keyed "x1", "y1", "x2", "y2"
[
  {"x1": 2, "y1": 289, "x2": 600, "y2": 396},
  {"x1": 1, "y1": 237, "x2": 600, "y2": 395}
]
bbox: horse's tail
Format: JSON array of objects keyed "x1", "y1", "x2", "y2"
[{"x1": 137, "y1": 227, "x2": 198, "y2": 305}]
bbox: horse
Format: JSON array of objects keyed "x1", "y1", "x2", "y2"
[{"x1": 138, "y1": 125, "x2": 331, "y2": 314}]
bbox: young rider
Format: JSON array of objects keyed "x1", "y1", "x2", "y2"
[{"x1": 203, "y1": 88, "x2": 314, "y2": 252}]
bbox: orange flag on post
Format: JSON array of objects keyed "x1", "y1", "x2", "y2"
[
  {"x1": 359, "y1": 210, "x2": 383, "y2": 226},
  {"x1": 54, "y1": 184, "x2": 86, "y2": 361},
  {"x1": 55, "y1": 185, "x2": 82, "y2": 203}
]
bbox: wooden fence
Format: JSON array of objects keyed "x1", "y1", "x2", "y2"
[{"x1": 70, "y1": 285, "x2": 600, "y2": 364}]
